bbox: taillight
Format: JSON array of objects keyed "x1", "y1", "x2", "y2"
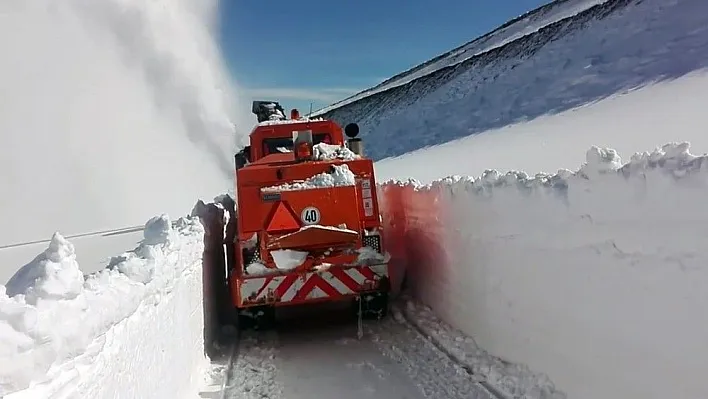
[
  {"x1": 293, "y1": 130, "x2": 314, "y2": 162},
  {"x1": 295, "y1": 141, "x2": 312, "y2": 160}
]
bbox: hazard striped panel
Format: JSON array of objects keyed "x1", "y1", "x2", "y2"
[{"x1": 238, "y1": 264, "x2": 388, "y2": 306}]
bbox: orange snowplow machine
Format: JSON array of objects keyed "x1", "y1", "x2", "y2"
[{"x1": 195, "y1": 101, "x2": 391, "y2": 330}]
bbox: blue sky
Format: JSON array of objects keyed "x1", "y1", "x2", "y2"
[{"x1": 219, "y1": 0, "x2": 548, "y2": 114}]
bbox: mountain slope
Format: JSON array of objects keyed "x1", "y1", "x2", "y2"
[
  {"x1": 314, "y1": 0, "x2": 608, "y2": 115},
  {"x1": 315, "y1": 0, "x2": 708, "y2": 161}
]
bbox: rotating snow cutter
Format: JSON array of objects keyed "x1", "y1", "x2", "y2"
[{"x1": 194, "y1": 101, "x2": 391, "y2": 333}]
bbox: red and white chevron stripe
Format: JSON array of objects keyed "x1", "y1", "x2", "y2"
[{"x1": 238, "y1": 264, "x2": 388, "y2": 306}]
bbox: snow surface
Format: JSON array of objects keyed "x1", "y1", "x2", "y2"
[
  {"x1": 217, "y1": 312, "x2": 498, "y2": 399},
  {"x1": 312, "y1": 143, "x2": 361, "y2": 161},
  {"x1": 317, "y1": 0, "x2": 708, "y2": 161},
  {"x1": 376, "y1": 69, "x2": 708, "y2": 183},
  {"x1": 0, "y1": 0, "x2": 245, "y2": 250},
  {"x1": 271, "y1": 249, "x2": 308, "y2": 270},
  {"x1": 1, "y1": 214, "x2": 207, "y2": 398},
  {"x1": 257, "y1": 117, "x2": 325, "y2": 126},
  {"x1": 312, "y1": 0, "x2": 608, "y2": 116},
  {"x1": 3, "y1": 0, "x2": 707, "y2": 398},
  {"x1": 245, "y1": 260, "x2": 273, "y2": 276},
  {"x1": 261, "y1": 164, "x2": 356, "y2": 192},
  {"x1": 380, "y1": 138, "x2": 708, "y2": 399},
  {"x1": 398, "y1": 298, "x2": 562, "y2": 399}
]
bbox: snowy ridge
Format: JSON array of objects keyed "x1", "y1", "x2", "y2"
[
  {"x1": 379, "y1": 142, "x2": 708, "y2": 399},
  {"x1": 1, "y1": 215, "x2": 207, "y2": 398},
  {"x1": 384, "y1": 141, "x2": 707, "y2": 191},
  {"x1": 315, "y1": 0, "x2": 708, "y2": 161},
  {"x1": 312, "y1": 0, "x2": 608, "y2": 116}
]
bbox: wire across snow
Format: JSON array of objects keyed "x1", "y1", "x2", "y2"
[
  {"x1": 261, "y1": 164, "x2": 356, "y2": 192},
  {"x1": 0, "y1": 214, "x2": 204, "y2": 396}
]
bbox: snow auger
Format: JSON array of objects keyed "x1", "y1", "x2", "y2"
[{"x1": 193, "y1": 101, "x2": 391, "y2": 340}]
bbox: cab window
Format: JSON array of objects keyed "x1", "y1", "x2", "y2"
[{"x1": 262, "y1": 133, "x2": 332, "y2": 156}]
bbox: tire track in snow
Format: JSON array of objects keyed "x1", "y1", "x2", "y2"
[
  {"x1": 372, "y1": 311, "x2": 499, "y2": 399},
  {"x1": 217, "y1": 338, "x2": 239, "y2": 399},
  {"x1": 218, "y1": 303, "x2": 496, "y2": 399},
  {"x1": 222, "y1": 329, "x2": 284, "y2": 399},
  {"x1": 392, "y1": 305, "x2": 508, "y2": 399}
]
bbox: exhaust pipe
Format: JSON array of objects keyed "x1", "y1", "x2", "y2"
[
  {"x1": 344, "y1": 123, "x2": 363, "y2": 156},
  {"x1": 348, "y1": 138, "x2": 363, "y2": 156}
]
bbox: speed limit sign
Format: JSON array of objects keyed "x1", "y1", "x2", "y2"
[{"x1": 301, "y1": 206, "x2": 321, "y2": 225}]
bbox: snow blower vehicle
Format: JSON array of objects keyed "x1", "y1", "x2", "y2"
[{"x1": 194, "y1": 101, "x2": 391, "y2": 334}]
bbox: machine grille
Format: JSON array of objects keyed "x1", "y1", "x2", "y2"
[{"x1": 362, "y1": 235, "x2": 382, "y2": 253}]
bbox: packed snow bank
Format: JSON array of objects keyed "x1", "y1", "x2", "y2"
[
  {"x1": 380, "y1": 142, "x2": 708, "y2": 399},
  {"x1": 374, "y1": 70, "x2": 708, "y2": 183},
  {"x1": 1, "y1": 215, "x2": 207, "y2": 398}
]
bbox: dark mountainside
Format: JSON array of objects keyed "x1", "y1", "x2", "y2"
[
  {"x1": 316, "y1": 0, "x2": 708, "y2": 161},
  {"x1": 328, "y1": 0, "x2": 585, "y2": 107}
]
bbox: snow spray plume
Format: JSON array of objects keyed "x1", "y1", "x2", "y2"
[{"x1": 0, "y1": 1, "x2": 250, "y2": 245}]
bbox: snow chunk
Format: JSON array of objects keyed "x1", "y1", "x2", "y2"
[
  {"x1": 313, "y1": 143, "x2": 360, "y2": 161},
  {"x1": 5, "y1": 232, "x2": 84, "y2": 304},
  {"x1": 356, "y1": 246, "x2": 388, "y2": 265},
  {"x1": 110, "y1": 214, "x2": 178, "y2": 284},
  {"x1": 313, "y1": 263, "x2": 333, "y2": 273},
  {"x1": 578, "y1": 145, "x2": 623, "y2": 177},
  {"x1": 245, "y1": 261, "x2": 276, "y2": 276},
  {"x1": 271, "y1": 249, "x2": 308, "y2": 270},
  {"x1": 261, "y1": 164, "x2": 356, "y2": 192},
  {"x1": 257, "y1": 117, "x2": 324, "y2": 126},
  {"x1": 142, "y1": 213, "x2": 171, "y2": 245}
]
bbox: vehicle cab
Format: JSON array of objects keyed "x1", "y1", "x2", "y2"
[{"x1": 235, "y1": 101, "x2": 362, "y2": 169}]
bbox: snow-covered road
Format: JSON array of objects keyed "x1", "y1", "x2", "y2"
[{"x1": 208, "y1": 306, "x2": 500, "y2": 399}]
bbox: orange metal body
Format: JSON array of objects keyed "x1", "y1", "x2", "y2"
[{"x1": 229, "y1": 118, "x2": 390, "y2": 309}]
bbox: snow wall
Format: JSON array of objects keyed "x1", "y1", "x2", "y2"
[
  {"x1": 380, "y1": 142, "x2": 708, "y2": 399},
  {"x1": 1, "y1": 215, "x2": 208, "y2": 398}
]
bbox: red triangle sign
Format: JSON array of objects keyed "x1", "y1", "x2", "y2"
[{"x1": 266, "y1": 202, "x2": 300, "y2": 232}]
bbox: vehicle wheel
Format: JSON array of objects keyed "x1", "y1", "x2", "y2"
[
  {"x1": 359, "y1": 292, "x2": 389, "y2": 320},
  {"x1": 253, "y1": 306, "x2": 276, "y2": 330}
]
